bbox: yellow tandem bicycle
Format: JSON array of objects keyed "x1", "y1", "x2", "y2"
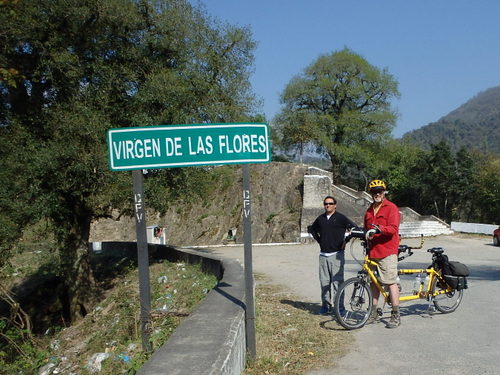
[{"x1": 333, "y1": 228, "x2": 468, "y2": 330}]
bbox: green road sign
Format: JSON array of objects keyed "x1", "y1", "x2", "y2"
[{"x1": 107, "y1": 123, "x2": 270, "y2": 171}]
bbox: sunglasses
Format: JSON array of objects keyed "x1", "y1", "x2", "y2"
[
  {"x1": 370, "y1": 190, "x2": 384, "y2": 195},
  {"x1": 324, "y1": 202, "x2": 336, "y2": 206}
]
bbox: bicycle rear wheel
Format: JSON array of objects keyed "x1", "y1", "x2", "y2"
[
  {"x1": 432, "y1": 277, "x2": 463, "y2": 313},
  {"x1": 334, "y1": 277, "x2": 373, "y2": 329}
]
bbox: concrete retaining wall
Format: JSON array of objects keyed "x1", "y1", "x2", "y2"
[
  {"x1": 451, "y1": 222, "x2": 498, "y2": 235},
  {"x1": 331, "y1": 185, "x2": 370, "y2": 225},
  {"x1": 300, "y1": 168, "x2": 333, "y2": 234},
  {"x1": 399, "y1": 207, "x2": 423, "y2": 222},
  {"x1": 93, "y1": 242, "x2": 246, "y2": 375}
]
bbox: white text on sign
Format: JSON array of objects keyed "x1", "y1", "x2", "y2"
[{"x1": 112, "y1": 134, "x2": 267, "y2": 160}]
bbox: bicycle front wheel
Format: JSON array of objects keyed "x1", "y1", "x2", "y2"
[
  {"x1": 432, "y1": 277, "x2": 463, "y2": 313},
  {"x1": 334, "y1": 277, "x2": 373, "y2": 330}
]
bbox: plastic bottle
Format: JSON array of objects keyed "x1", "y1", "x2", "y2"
[
  {"x1": 424, "y1": 274, "x2": 430, "y2": 291},
  {"x1": 413, "y1": 274, "x2": 422, "y2": 295}
]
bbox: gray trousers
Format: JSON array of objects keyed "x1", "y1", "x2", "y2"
[{"x1": 319, "y1": 251, "x2": 345, "y2": 310}]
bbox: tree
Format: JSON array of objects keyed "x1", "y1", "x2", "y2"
[
  {"x1": 393, "y1": 141, "x2": 486, "y2": 223},
  {"x1": 420, "y1": 141, "x2": 456, "y2": 221},
  {"x1": 453, "y1": 147, "x2": 478, "y2": 221},
  {"x1": 273, "y1": 47, "x2": 399, "y2": 181},
  {"x1": 0, "y1": 0, "x2": 258, "y2": 323},
  {"x1": 472, "y1": 155, "x2": 500, "y2": 224},
  {"x1": 361, "y1": 139, "x2": 421, "y2": 202},
  {"x1": 273, "y1": 111, "x2": 317, "y2": 163}
]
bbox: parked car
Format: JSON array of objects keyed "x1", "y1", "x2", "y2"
[{"x1": 494, "y1": 227, "x2": 500, "y2": 246}]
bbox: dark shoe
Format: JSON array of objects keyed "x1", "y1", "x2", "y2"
[
  {"x1": 386, "y1": 310, "x2": 401, "y2": 328},
  {"x1": 319, "y1": 303, "x2": 331, "y2": 315}
]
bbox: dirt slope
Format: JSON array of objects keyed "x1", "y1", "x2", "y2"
[{"x1": 90, "y1": 162, "x2": 308, "y2": 246}]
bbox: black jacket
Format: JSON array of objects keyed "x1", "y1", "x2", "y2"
[{"x1": 308, "y1": 211, "x2": 357, "y2": 253}]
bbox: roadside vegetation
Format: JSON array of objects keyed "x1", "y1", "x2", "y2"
[
  {"x1": 0, "y1": 240, "x2": 217, "y2": 375},
  {"x1": 245, "y1": 276, "x2": 353, "y2": 374}
]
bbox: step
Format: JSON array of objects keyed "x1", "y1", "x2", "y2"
[{"x1": 399, "y1": 220, "x2": 454, "y2": 238}]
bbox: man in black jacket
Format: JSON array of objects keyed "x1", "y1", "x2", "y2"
[{"x1": 308, "y1": 196, "x2": 357, "y2": 314}]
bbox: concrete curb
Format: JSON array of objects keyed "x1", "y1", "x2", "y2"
[{"x1": 137, "y1": 246, "x2": 246, "y2": 375}]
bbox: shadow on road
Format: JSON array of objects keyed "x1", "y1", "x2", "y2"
[
  {"x1": 399, "y1": 303, "x2": 434, "y2": 317},
  {"x1": 281, "y1": 298, "x2": 319, "y2": 315},
  {"x1": 468, "y1": 266, "x2": 500, "y2": 281},
  {"x1": 281, "y1": 298, "x2": 362, "y2": 331}
]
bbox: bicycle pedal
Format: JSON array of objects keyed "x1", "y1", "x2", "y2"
[{"x1": 376, "y1": 308, "x2": 383, "y2": 316}]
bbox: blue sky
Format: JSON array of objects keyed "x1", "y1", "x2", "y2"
[{"x1": 195, "y1": 0, "x2": 500, "y2": 138}]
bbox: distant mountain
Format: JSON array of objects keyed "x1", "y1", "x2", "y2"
[{"x1": 402, "y1": 86, "x2": 500, "y2": 155}]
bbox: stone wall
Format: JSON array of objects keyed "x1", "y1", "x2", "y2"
[{"x1": 300, "y1": 168, "x2": 333, "y2": 235}]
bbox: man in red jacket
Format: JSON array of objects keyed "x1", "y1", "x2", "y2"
[{"x1": 364, "y1": 179, "x2": 401, "y2": 328}]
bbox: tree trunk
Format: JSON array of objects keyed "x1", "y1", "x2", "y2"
[
  {"x1": 64, "y1": 243, "x2": 96, "y2": 322},
  {"x1": 328, "y1": 152, "x2": 342, "y2": 183},
  {"x1": 433, "y1": 200, "x2": 440, "y2": 219},
  {"x1": 58, "y1": 213, "x2": 97, "y2": 323},
  {"x1": 443, "y1": 195, "x2": 448, "y2": 222}
]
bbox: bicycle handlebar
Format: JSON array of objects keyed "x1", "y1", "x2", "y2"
[
  {"x1": 397, "y1": 235, "x2": 424, "y2": 260},
  {"x1": 397, "y1": 245, "x2": 413, "y2": 261},
  {"x1": 346, "y1": 227, "x2": 366, "y2": 241},
  {"x1": 346, "y1": 228, "x2": 425, "y2": 262},
  {"x1": 345, "y1": 225, "x2": 381, "y2": 243}
]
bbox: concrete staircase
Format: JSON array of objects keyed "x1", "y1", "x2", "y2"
[
  {"x1": 300, "y1": 167, "x2": 455, "y2": 240},
  {"x1": 399, "y1": 220, "x2": 454, "y2": 238}
]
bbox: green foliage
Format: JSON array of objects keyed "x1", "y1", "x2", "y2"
[
  {"x1": 415, "y1": 141, "x2": 456, "y2": 221},
  {"x1": 368, "y1": 139, "x2": 499, "y2": 224},
  {"x1": 265, "y1": 213, "x2": 277, "y2": 224},
  {"x1": 472, "y1": 155, "x2": 500, "y2": 224},
  {"x1": 402, "y1": 86, "x2": 500, "y2": 156},
  {"x1": 0, "y1": 0, "x2": 257, "y2": 319},
  {"x1": 340, "y1": 138, "x2": 421, "y2": 193},
  {"x1": 273, "y1": 47, "x2": 399, "y2": 181},
  {"x1": 0, "y1": 321, "x2": 50, "y2": 375},
  {"x1": 271, "y1": 153, "x2": 290, "y2": 162}
]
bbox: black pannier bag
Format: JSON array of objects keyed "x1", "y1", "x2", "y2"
[{"x1": 442, "y1": 261, "x2": 470, "y2": 290}]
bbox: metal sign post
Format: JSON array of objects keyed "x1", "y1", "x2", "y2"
[
  {"x1": 132, "y1": 169, "x2": 152, "y2": 352},
  {"x1": 242, "y1": 164, "x2": 256, "y2": 359},
  {"x1": 106, "y1": 123, "x2": 270, "y2": 356}
]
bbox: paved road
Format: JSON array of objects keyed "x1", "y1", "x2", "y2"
[{"x1": 207, "y1": 234, "x2": 500, "y2": 375}]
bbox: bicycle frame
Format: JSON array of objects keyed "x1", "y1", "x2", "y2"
[
  {"x1": 334, "y1": 237, "x2": 465, "y2": 330},
  {"x1": 363, "y1": 256, "x2": 453, "y2": 303}
]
